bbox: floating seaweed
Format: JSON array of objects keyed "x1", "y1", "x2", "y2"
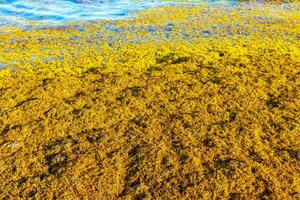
[{"x1": 0, "y1": 2, "x2": 299, "y2": 200}]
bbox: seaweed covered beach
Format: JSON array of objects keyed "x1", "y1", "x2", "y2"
[{"x1": 0, "y1": 1, "x2": 300, "y2": 199}]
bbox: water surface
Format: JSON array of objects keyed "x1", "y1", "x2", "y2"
[{"x1": 0, "y1": 0, "x2": 237, "y2": 26}]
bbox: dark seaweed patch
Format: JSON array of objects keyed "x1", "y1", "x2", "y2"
[
  {"x1": 1, "y1": 124, "x2": 21, "y2": 136},
  {"x1": 172, "y1": 56, "x2": 190, "y2": 64},
  {"x1": 39, "y1": 173, "x2": 48, "y2": 181},
  {"x1": 72, "y1": 108, "x2": 83, "y2": 116},
  {"x1": 287, "y1": 149, "x2": 299, "y2": 160},
  {"x1": 134, "y1": 193, "x2": 146, "y2": 200},
  {"x1": 203, "y1": 138, "x2": 216, "y2": 148},
  {"x1": 75, "y1": 91, "x2": 85, "y2": 98},
  {"x1": 42, "y1": 78, "x2": 54, "y2": 88},
  {"x1": 85, "y1": 128, "x2": 104, "y2": 143},
  {"x1": 1, "y1": 125, "x2": 9, "y2": 136},
  {"x1": 229, "y1": 192, "x2": 241, "y2": 200},
  {"x1": 219, "y1": 52, "x2": 225, "y2": 57},
  {"x1": 44, "y1": 139, "x2": 64, "y2": 150},
  {"x1": 17, "y1": 177, "x2": 27, "y2": 187},
  {"x1": 229, "y1": 112, "x2": 237, "y2": 122},
  {"x1": 130, "y1": 87, "x2": 143, "y2": 97},
  {"x1": 179, "y1": 183, "x2": 186, "y2": 193},
  {"x1": 28, "y1": 190, "x2": 36, "y2": 198},
  {"x1": 156, "y1": 53, "x2": 175, "y2": 63},
  {"x1": 249, "y1": 149, "x2": 263, "y2": 163},
  {"x1": 215, "y1": 158, "x2": 232, "y2": 169},
  {"x1": 179, "y1": 154, "x2": 189, "y2": 164},
  {"x1": 211, "y1": 77, "x2": 223, "y2": 84},
  {"x1": 64, "y1": 99, "x2": 76, "y2": 105},
  {"x1": 203, "y1": 162, "x2": 216, "y2": 178},
  {"x1": 274, "y1": 148, "x2": 300, "y2": 161},
  {"x1": 45, "y1": 153, "x2": 68, "y2": 176},
  {"x1": 15, "y1": 98, "x2": 38, "y2": 107},
  {"x1": 266, "y1": 99, "x2": 279, "y2": 109},
  {"x1": 131, "y1": 117, "x2": 147, "y2": 129},
  {"x1": 120, "y1": 145, "x2": 145, "y2": 197},
  {"x1": 207, "y1": 104, "x2": 214, "y2": 114},
  {"x1": 259, "y1": 187, "x2": 272, "y2": 200},
  {"x1": 11, "y1": 164, "x2": 17, "y2": 173}
]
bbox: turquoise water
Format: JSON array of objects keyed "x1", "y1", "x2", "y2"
[{"x1": 0, "y1": 0, "x2": 236, "y2": 26}]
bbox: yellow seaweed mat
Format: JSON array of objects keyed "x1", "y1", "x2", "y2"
[{"x1": 0, "y1": 3, "x2": 300, "y2": 200}]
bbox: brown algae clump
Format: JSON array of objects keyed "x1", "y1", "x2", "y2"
[{"x1": 0, "y1": 2, "x2": 300, "y2": 200}]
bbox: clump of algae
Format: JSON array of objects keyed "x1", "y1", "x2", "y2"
[{"x1": 0, "y1": 2, "x2": 300, "y2": 200}]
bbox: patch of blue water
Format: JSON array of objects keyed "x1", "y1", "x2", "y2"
[
  {"x1": 0, "y1": 62, "x2": 5, "y2": 69},
  {"x1": 0, "y1": 0, "x2": 237, "y2": 26}
]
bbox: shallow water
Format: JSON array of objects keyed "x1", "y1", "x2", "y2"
[{"x1": 0, "y1": 0, "x2": 237, "y2": 26}]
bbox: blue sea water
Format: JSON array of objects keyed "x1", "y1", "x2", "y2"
[{"x1": 0, "y1": 0, "x2": 236, "y2": 26}]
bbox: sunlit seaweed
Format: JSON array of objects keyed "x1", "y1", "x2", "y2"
[{"x1": 0, "y1": 2, "x2": 299, "y2": 200}]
